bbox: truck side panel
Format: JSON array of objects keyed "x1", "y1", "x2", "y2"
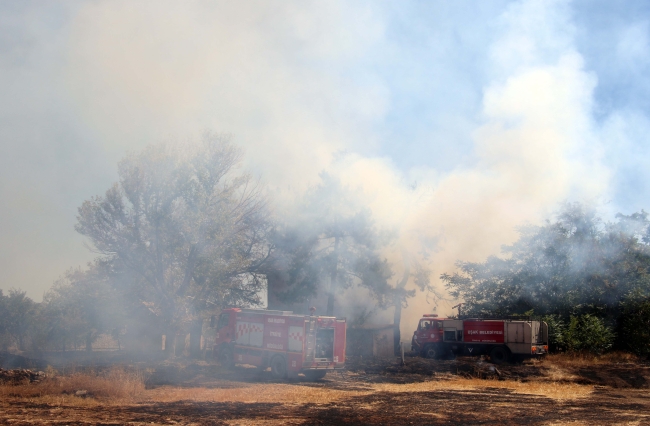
[
  {"x1": 236, "y1": 321, "x2": 250, "y2": 345},
  {"x1": 215, "y1": 308, "x2": 346, "y2": 373},
  {"x1": 288, "y1": 325, "x2": 304, "y2": 352},
  {"x1": 264, "y1": 322, "x2": 287, "y2": 351},
  {"x1": 334, "y1": 319, "x2": 346, "y2": 365},
  {"x1": 249, "y1": 322, "x2": 264, "y2": 347},
  {"x1": 287, "y1": 351, "x2": 303, "y2": 373},
  {"x1": 506, "y1": 322, "x2": 525, "y2": 343},
  {"x1": 463, "y1": 321, "x2": 505, "y2": 343}
]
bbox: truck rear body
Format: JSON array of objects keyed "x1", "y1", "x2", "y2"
[
  {"x1": 412, "y1": 315, "x2": 548, "y2": 362},
  {"x1": 213, "y1": 308, "x2": 346, "y2": 377}
]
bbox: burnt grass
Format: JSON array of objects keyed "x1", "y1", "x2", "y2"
[{"x1": 2, "y1": 354, "x2": 650, "y2": 425}]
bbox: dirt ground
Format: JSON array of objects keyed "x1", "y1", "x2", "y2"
[{"x1": 2, "y1": 354, "x2": 650, "y2": 425}]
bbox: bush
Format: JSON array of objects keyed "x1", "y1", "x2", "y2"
[
  {"x1": 540, "y1": 314, "x2": 567, "y2": 352},
  {"x1": 619, "y1": 299, "x2": 650, "y2": 357},
  {"x1": 565, "y1": 314, "x2": 615, "y2": 354}
]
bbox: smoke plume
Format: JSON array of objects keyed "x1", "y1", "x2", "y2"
[{"x1": 2, "y1": 0, "x2": 649, "y2": 342}]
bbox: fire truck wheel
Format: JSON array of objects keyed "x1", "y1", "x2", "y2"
[
  {"x1": 490, "y1": 346, "x2": 510, "y2": 364},
  {"x1": 304, "y1": 370, "x2": 327, "y2": 381},
  {"x1": 219, "y1": 347, "x2": 235, "y2": 368},
  {"x1": 423, "y1": 344, "x2": 438, "y2": 359},
  {"x1": 270, "y1": 356, "x2": 287, "y2": 379}
]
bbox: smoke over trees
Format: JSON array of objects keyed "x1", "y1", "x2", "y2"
[
  {"x1": 442, "y1": 203, "x2": 650, "y2": 354},
  {"x1": 0, "y1": 289, "x2": 35, "y2": 352},
  {"x1": 42, "y1": 262, "x2": 125, "y2": 352},
  {"x1": 75, "y1": 134, "x2": 273, "y2": 348},
  {"x1": 2, "y1": 136, "x2": 436, "y2": 356},
  {"x1": 267, "y1": 174, "x2": 396, "y2": 317},
  {"x1": 10, "y1": 135, "x2": 650, "y2": 358},
  {"x1": 266, "y1": 173, "x2": 437, "y2": 356}
]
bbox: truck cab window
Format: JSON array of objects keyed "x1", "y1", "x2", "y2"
[
  {"x1": 419, "y1": 320, "x2": 432, "y2": 330},
  {"x1": 444, "y1": 330, "x2": 456, "y2": 341},
  {"x1": 217, "y1": 313, "x2": 229, "y2": 329}
]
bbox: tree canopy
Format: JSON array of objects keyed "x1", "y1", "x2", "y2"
[
  {"x1": 441, "y1": 203, "x2": 650, "y2": 353},
  {"x1": 443, "y1": 204, "x2": 650, "y2": 318},
  {"x1": 75, "y1": 134, "x2": 272, "y2": 334},
  {"x1": 267, "y1": 174, "x2": 435, "y2": 322}
]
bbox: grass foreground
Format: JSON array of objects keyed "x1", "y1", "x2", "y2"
[{"x1": 0, "y1": 352, "x2": 649, "y2": 425}]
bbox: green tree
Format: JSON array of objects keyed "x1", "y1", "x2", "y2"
[
  {"x1": 267, "y1": 174, "x2": 438, "y2": 355},
  {"x1": 619, "y1": 298, "x2": 650, "y2": 357},
  {"x1": 268, "y1": 174, "x2": 397, "y2": 316},
  {"x1": 3, "y1": 289, "x2": 36, "y2": 351},
  {"x1": 441, "y1": 203, "x2": 650, "y2": 353},
  {"x1": 43, "y1": 261, "x2": 125, "y2": 352},
  {"x1": 540, "y1": 314, "x2": 567, "y2": 352},
  {"x1": 565, "y1": 314, "x2": 615, "y2": 354},
  {"x1": 75, "y1": 134, "x2": 272, "y2": 350},
  {"x1": 442, "y1": 204, "x2": 650, "y2": 319}
]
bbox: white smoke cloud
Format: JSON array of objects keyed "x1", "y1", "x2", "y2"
[
  {"x1": 0, "y1": 0, "x2": 639, "y2": 340},
  {"x1": 318, "y1": 0, "x2": 611, "y2": 330}
]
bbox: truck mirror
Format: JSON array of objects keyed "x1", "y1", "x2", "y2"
[{"x1": 210, "y1": 315, "x2": 216, "y2": 328}]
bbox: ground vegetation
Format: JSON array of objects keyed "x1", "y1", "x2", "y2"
[{"x1": 442, "y1": 203, "x2": 650, "y2": 355}]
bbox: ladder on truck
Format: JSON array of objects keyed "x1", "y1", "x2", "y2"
[{"x1": 304, "y1": 318, "x2": 316, "y2": 363}]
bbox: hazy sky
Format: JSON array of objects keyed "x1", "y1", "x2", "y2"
[{"x1": 2, "y1": 0, "x2": 650, "y2": 308}]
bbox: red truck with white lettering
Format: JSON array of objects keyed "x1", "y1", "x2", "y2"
[
  {"x1": 212, "y1": 308, "x2": 346, "y2": 380},
  {"x1": 411, "y1": 314, "x2": 548, "y2": 364}
]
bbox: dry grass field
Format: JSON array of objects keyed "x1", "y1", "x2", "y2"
[{"x1": 1, "y1": 353, "x2": 649, "y2": 425}]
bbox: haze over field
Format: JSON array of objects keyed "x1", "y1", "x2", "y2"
[{"x1": 2, "y1": 0, "x2": 650, "y2": 325}]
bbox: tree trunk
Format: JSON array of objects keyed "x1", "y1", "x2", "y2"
[
  {"x1": 394, "y1": 252, "x2": 410, "y2": 356},
  {"x1": 189, "y1": 319, "x2": 203, "y2": 358},
  {"x1": 326, "y1": 237, "x2": 340, "y2": 317},
  {"x1": 163, "y1": 329, "x2": 176, "y2": 358},
  {"x1": 393, "y1": 302, "x2": 402, "y2": 356}
]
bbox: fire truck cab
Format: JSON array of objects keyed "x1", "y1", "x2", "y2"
[
  {"x1": 212, "y1": 308, "x2": 346, "y2": 380},
  {"x1": 412, "y1": 314, "x2": 548, "y2": 364}
]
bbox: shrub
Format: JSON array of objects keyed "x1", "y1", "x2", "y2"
[
  {"x1": 540, "y1": 314, "x2": 567, "y2": 352},
  {"x1": 565, "y1": 314, "x2": 615, "y2": 354},
  {"x1": 619, "y1": 299, "x2": 650, "y2": 357}
]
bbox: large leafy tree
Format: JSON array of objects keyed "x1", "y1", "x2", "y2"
[
  {"x1": 75, "y1": 134, "x2": 272, "y2": 339},
  {"x1": 442, "y1": 204, "x2": 650, "y2": 318},
  {"x1": 268, "y1": 174, "x2": 395, "y2": 316},
  {"x1": 2, "y1": 289, "x2": 35, "y2": 351},
  {"x1": 267, "y1": 174, "x2": 436, "y2": 344},
  {"x1": 441, "y1": 203, "x2": 650, "y2": 352}
]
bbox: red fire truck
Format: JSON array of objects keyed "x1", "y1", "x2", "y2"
[
  {"x1": 212, "y1": 308, "x2": 346, "y2": 380},
  {"x1": 411, "y1": 314, "x2": 548, "y2": 364}
]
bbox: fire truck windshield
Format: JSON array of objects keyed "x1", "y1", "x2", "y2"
[
  {"x1": 217, "y1": 313, "x2": 229, "y2": 329},
  {"x1": 419, "y1": 320, "x2": 433, "y2": 330}
]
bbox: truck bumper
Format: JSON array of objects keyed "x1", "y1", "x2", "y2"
[{"x1": 531, "y1": 345, "x2": 548, "y2": 355}]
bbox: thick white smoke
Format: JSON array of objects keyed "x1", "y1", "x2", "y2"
[
  {"x1": 0, "y1": 0, "x2": 622, "y2": 337},
  {"x1": 325, "y1": 0, "x2": 609, "y2": 331}
]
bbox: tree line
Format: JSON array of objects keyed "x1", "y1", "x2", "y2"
[
  {"x1": 1, "y1": 134, "x2": 433, "y2": 355},
  {"x1": 442, "y1": 203, "x2": 650, "y2": 356},
  {"x1": 7, "y1": 133, "x2": 649, "y2": 358}
]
